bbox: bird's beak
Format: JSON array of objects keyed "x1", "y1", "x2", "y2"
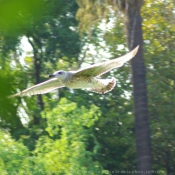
[{"x1": 49, "y1": 74, "x2": 55, "y2": 78}]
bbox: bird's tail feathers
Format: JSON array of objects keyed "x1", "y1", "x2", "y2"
[{"x1": 88, "y1": 78, "x2": 116, "y2": 94}]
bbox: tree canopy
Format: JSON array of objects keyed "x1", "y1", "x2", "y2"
[{"x1": 0, "y1": 0, "x2": 174, "y2": 174}]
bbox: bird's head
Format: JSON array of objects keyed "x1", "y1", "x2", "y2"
[{"x1": 49, "y1": 70, "x2": 68, "y2": 80}]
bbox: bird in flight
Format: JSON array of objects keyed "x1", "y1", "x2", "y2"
[{"x1": 10, "y1": 46, "x2": 139, "y2": 97}]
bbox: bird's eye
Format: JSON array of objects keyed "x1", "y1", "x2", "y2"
[{"x1": 58, "y1": 71, "x2": 63, "y2": 75}]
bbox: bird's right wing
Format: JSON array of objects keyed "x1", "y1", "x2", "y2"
[
  {"x1": 10, "y1": 78, "x2": 64, "y2": 97},
  {"x1": 74, "y1": 46, "x2": 139, "y2": 77}
]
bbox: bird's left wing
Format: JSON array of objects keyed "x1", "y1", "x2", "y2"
[
  {"x1": 74, "y1": 46, "x2": 139, "y2": 77},
  {"x1": 10, "y1": 78, "x2": 64, "y2": 97}
]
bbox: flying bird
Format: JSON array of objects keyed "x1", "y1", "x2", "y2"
[{"x1": 10, "y1": 46, "x2": 139, "y2": 97}]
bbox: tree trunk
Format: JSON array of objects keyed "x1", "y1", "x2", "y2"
[
  {"x1": 28, "y1": 37, "x2": 44, "y2": 119},
  {"x1": 33, "y1": 52, "x2": 44, "y2": 111},
  {"x1": 121, "y1": 0, "x2": 152, "y2": 173}
]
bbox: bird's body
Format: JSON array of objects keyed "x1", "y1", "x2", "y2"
[
  {"x1": 65, "y1": 75, "x2": 94, "y2": 89},
  {"x1": 10, "y1": 46, "x2": 139, "y2": 97},
  {"x1": 65, "y1": 75, "x2": 116, "y2": 93}
]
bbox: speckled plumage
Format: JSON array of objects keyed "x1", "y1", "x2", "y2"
[{"x1": 10, "y1": 46, "x2": 139, "y2": 97}]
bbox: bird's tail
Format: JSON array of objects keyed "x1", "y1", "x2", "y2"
[{"x1": 89, "y1": 78, "x2": 116, "y2": 94}]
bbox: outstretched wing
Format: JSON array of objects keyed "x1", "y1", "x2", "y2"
[
  {"x1": 74, "y1": 46, "x2": 139, "y2": 77},
  {"x1": 10, "y1": 78, "x2": 64, "y2": 97}
]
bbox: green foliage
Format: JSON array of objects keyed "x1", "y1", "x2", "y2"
[
  {"x1": 0, "y1": 129, "x2": 41, "y2": 175},
  {"x1": 142, "y1": 0, "x2": 175, "y2": 173},
  {"x1": 0, "y1": 58, "x2": 23, "y2": 131},
  {"x1": 76, "y1": 0, "x2": 118, "y2": 31},
  {"x1": 0, "y1": 0, "x2": 45, "y2": 35},
  {"x1": 0, "y1": 0, "x2": 81, "y2": 127},
  {"x1": 0, "y1": 99, "x2": 104, "y2": 175},
  {"x1": 1, "y1": 0, "x2": 175, "y2": 174},
  {"x1": 34, "y1": 98, "x2": 103, "y2": 174}
]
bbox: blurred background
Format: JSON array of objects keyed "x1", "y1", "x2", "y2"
[{"x1": 0, "y1": 0, "x2": 175, "y2": 174}]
